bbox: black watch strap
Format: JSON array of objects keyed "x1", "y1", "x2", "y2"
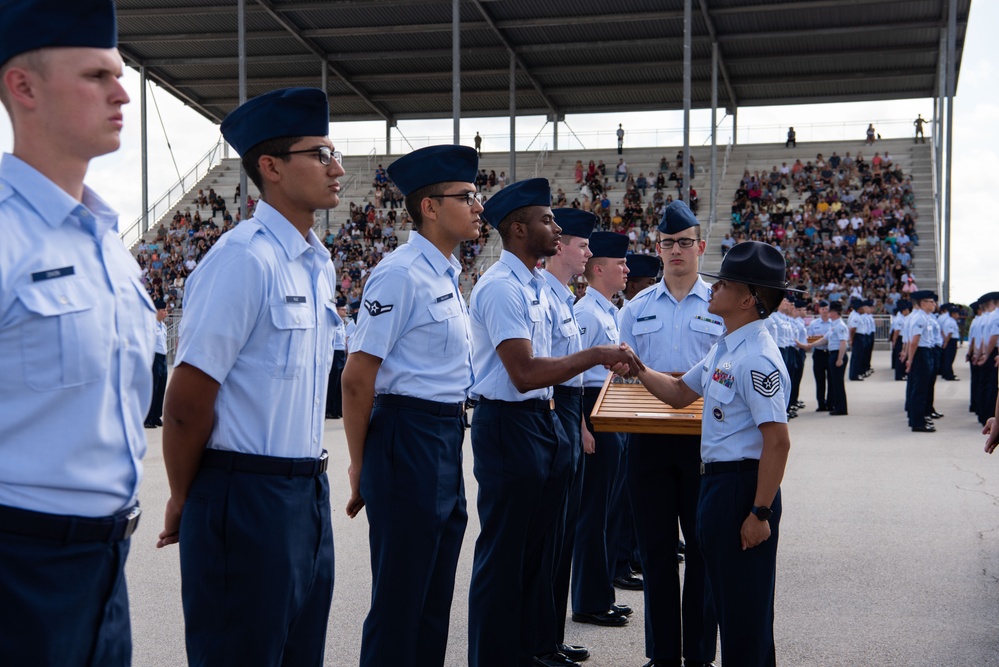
[{"x1": 751, "y1": 505, "x2": 772, "y2": 521}]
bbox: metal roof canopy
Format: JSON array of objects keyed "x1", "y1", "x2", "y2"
[{"x1": 115, "y1": 0, "x2": 971, "y2": 125}]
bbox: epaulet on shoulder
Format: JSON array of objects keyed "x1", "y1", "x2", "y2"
[
  {"x1": 227, "y1": 219, "x2": 264, "y2": 246},
  {"x1": 0, "y1": 181, "x2": 15, "y2": 206},
  {"x1": 631, "y1": 283, "x2": 658, "y2": 303}
]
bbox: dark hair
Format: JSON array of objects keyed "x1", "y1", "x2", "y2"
[
  {"x1": 750, "y1": 285, "x2": 785, "y2": 319},
  {"x1": 497, "y1": 208, "x2": 528, "y2": 244},
  {"x1": 829, "y1": 301, "x2": 843, "y2": 313},
  {"x1": 240, "y1": 136, "x2": 301, "y2": 195},
  {"x1": 404, "y1": 182, "x2": 448, "y2": 231}
]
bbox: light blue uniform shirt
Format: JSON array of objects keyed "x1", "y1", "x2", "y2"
[
  {"x1": 909, "y1": 310, "x2": 942, "y2": 348},
  {"x1": 0, "y1": 154, "x2": 155, "y2": 516},
  {"x1": 941, "y1": 315, "x2": 959, "y2": 342},
  {"x1": 542, "y1": 269, "x2": 583, "y2": 388},
  {"x1": 890, "y1": 312, "x2": 905, "y2": 336},
  {"x1": 350, "y1": 230, "x2": 471, "y2": 403},
  {"x1": 901, "y1": 311, "x2": 919, "y2": 344},
  {"x1": 984, "y1": 310, "x2": 999, "y2": 345},
  {"x1": 769, "y1": 311, "x2": 795, "y2": 348},
  {"x1": 176, "y1": 200, "x2": 338, "y2": 459},
  {"x1": 807, "y1": 317, "x2": 831, "y2": 350},
  {"x1": 682, "y1": 319, "x2": 789, "y2": 463},
  {"x1": 860, "y1": 313, "x2": 876, "y2": 335},
  {"x1": 470, "y1": 250, "x2": 553, "y2": 401},
  {"x1": 344, "y1": 319, "x2": 356, "y2": 349},
  {"x1": 333, "y1": 318, "x2": 347, "y2": 351},
  {"x1": 574, "y1": 287, "x2": 618, "y2": 388},
  {"x1": 155, "y1": 320, "x2": 168, "y2": 355},
  {"x1": 825, "y1": 317, "x2": 850, "y2": 352},
  {"x1": 847, "y1": 310, "x2": 862, "y2": 336},
  {"x1": 618, "y1": 277, "x2": 722, "y2": 373},
  {"x1": 793, "y1": 317, "x2": 807, "y2": 345}
]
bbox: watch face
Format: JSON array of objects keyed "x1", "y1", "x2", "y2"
[{"x1": 754, "y1": 506, "x2": 772, "y2": 521}]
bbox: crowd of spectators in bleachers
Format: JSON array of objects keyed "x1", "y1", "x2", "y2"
[{"x1": 722, "y1": 149, "x2": 922, "y2": 312}]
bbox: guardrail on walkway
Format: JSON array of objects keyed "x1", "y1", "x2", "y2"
[{"x1": 119, "y1": 137, "x2": 227, "y2": 249}]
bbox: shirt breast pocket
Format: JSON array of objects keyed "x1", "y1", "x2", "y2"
[
  {"x1": 428, "y1": 299, "x2": 464, "y2": 357},
  {"x1": 528, "y1": 302, "x2": 551, "y2": 350},
  {"x1": 269, "y1": 303, "x2": 315, "y2": 379},
  {"x1": 708, "y1": 380, "x2": 737, "y2": 405},
  {"x1": 631, "y1": 317, "x2": 663, "y2": 363},
  {"x1": 15, "y1": 277, "x2": 107, "y2": 391},
  {"x1": 689, "y1": 318, "x2": 723, "y2": 338}
]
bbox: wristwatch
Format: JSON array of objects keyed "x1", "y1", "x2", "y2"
[{"x1": 751, "y1": 505, "x2": 772, "y2": 521}]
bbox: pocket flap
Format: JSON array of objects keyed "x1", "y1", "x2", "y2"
[
  {"x1": 16, "y1": 277, "x2": 94, "y2": 317},
  {"x1": 632, "y1": 317, "x2": 663, "y2": 336},
  {"x1": 429, "y1": 299, "x2": 460, "y2": 322},
  {"x1": 270, "y1": 303, "x2": 315, "y2": 330}
]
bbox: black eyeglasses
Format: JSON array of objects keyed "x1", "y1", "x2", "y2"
[
  {"x1": 658, "y1": 237, "x2": 700, "y2": 249},
  {"x1": 270, "y1": 146, "x2": 342, "y2": 166},
  {"x1": 432, "y1": 192, "x2": 484, "y2": 207}
]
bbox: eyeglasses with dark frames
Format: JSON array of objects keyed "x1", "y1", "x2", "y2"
[
  {"x1": 269, "y1": 146, "x2": 342, "y2": 166},
  {"x1": 431, "y1": 192, "x2": 484, "y2": 207},
  {"x1": 657, "y1": 237, "x2": 701, "y2": 249}
]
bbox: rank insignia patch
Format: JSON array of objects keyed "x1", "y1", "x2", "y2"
[
  {"x1": 364, "y1": 299, "x2": 394, "y2": 317},
  {"x1": 750, "y1": 369, "x2": 781, "y2": 397}
]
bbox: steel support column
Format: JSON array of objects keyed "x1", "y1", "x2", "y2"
[
  {"x1": 322, "y1": 63, "x2": 329, "y2": 227},
  {"x1": 509, "y1": 52, "x2": 516, "y2": 182},
  {"x1": 140, "y1": 66, "x2": 149, "y2": 235},
  {"x1": 682, "y1": 0, "x2": 691, "y2": 203},
  {"x1": 710, "y1": 43, "x2": 718, "y2": 231},
  {"x1": 238, "y1": 0, "x2": 248, "y2": 224},
  {"x1": 943, "y1": 0, "x2": 956, "y2": 301},
  {"x1": 452, "y1": 0, "x2": 460, "y2": 144}
]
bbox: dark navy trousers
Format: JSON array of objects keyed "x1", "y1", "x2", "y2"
[
  {"x1": 907, "y1": 347, "x2": 936, "y2": 428},
  {"x1": 812, "y1": 349, "x2": 829, "y2": 407},
  {"x1": 0, "y1": 512, "x2": 133, "y2": 666},
  {"x1": 940, "y1": 339, "x2": 958, "y2": 379},
  {"x1": 359, "y1": 398, "x2": 468, "y2": 667},
  {"x1": 571, "y1": 391, "x2": 626, "y2": 614},
  {"x1": 539, "y1": 389, "x2": 584, "y2": 654},
  {"x1": 827, "y1": 351, "x2": 848, "y2": 414},
  {"x1": 848, "y1": 336, "x2": 867, "y2": 380},
  {"x1": 468, "y1": 399, "x2": 570, "y2": 667},
  {"x1": 628, "y1": 433, "x2": 717, "y2": 664},
  {"x1": 697, "y1": 469, "x2": 781, "y2": 667},
  {"x1": 179, "y1": 460, "x2": 334, "y2": 667}
]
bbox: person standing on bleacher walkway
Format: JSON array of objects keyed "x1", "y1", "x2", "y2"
[
  {"x1": 158, "y1": 87, "x2": 343, "y2": 666},
  {"x1": 617, "y1": 201, "x2": 721, "y2": 667},
  {"x1": 341, "y1": 144, "x2": 481, "y2": 667},
  {"x1": 0, "y1": 2, "x2": 155, "y2": 663}
]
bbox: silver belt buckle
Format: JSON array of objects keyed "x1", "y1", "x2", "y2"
[
  {"x1": 549, "y1": 398, "x2": 555, "y2": 410},
  {"x1": 123, "y1": 506, "x2": 142, "y2": 539},
  {"x1": 699, "y1": 462, "x2": 706, "y2": 475}
]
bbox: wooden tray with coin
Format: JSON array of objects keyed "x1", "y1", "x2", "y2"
[
  {"x1": 589, "y1": 373, "x2": 702, "y2": 435},
  {"x1": 807, "y1": 335, "x2": 823, "y2": 343}
]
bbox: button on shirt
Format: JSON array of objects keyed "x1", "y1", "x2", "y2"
[
  {"x1": 808, "y1": 317, "x2": 831, "y2": 350},
  {"x1": 574, "y1": 287, "x2": 619, "y2": 388},
  {"x1": 682, "y1": 319, "x2": 789, "y2": 463},
  {"x1": 350, "y1": 230, "x2": 471, "y2": 403},
  {"x1": 0, "y1": 154, "x2": 155, "y2": 516},
  {"x1": 542, "y1": 269, "x2": 583, "y2": 388},
  {"x1": 175, "y1": 200, "x2": 338, "y2": 459},
  {"x1": 470, "y1": 250, "x2": 553, "y2": 401},
  {"x1": 617, "y1": 277, "x2": 722, "y2": 373}
]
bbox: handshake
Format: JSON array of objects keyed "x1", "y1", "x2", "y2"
[{"x1": 598, "y1": 343, "x2": 645, "y2": 379}]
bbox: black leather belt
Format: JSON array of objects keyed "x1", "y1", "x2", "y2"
[
  {"x1": 374, "y1": 394, "x2": 465, "y2": 417},
  {"x1": 0, "y1": 503, "x2": 141, "y2": 543},
  {"x1": 201, "y1": 449, "x2": 328, "y2": 477},
  {"x1": 700, "y1": 459, "x2": 760, "y2": 476},
  {"x1": 554, "y1": 385, "x2": 584, "y2": 397},
  {"x1": 478, "y1": 397, "x2": 555, "y2": 412}
]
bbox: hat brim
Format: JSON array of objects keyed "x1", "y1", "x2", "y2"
[{"x1": 698, "y1": 271, "x2": 808, "y2": 295}]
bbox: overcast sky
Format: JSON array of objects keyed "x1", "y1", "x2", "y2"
[{"x1": 2, "y1": 3, "x2": 995, "y2": 305}]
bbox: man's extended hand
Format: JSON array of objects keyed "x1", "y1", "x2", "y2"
[{"x1": 602, "y1": 343, "x2": 645, "y2": 378}]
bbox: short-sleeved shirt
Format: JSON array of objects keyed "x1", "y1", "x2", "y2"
[
  {"x1": 682, "y1": 319, "x2": 789, "y2": 463},
  {"x1": 826, "y1": 317, "x2": 850, "y2": 351},
  {"x1": 808, "y1": 317, "x2": 831, "y2": 350},
  {"x1": 941, "y1": 315, "x2": 959, "y2": 341},
  {"x1": 617, "y1": 277, "x2": 721, "y2": 373},
  {"x1": 350, "y1": 230, "x2": 471, "y2": 403},
  {"x1": 908, "y1": 310, "x2": 942, "y2": 348},
  {"x1": 0, "y1": 154, "x2": 156, "y2": 516},
  {"x1": 470, "y1": 250, "x2": 553, "y2": 401},
  {"x1": 574, "y1": 288, "x2": 618, "y2": 388},
  {"x1": 176, "y1": 200, "x2": 339, "y2": 459},
  {"x1": 542, "y1": 269, "x2": 583, "y2": 388}
]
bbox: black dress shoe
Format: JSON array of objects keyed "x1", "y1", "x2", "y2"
[
  {"x1": 677, "y1": 552, "x2": 685, "y2": 563},
  {"x1": 143, "y1": 421, "x2": 157, "y2": 428},
  {"x1": 641, "y1": 661, "x2": 680, "y2": 667},
  {"x1": 828, "y1": 411, "x2": 848, "y2": 416},
  {"x1": 572, "y1": 609, "x2": 629, "y2": 626},
  {"x1": 795, "y1": 401, "x2": 805, "y2": 409},
  {"x1": 677, "y1": 540, "x2": 685, "y2": 553},
  {"x1": 611, "y1": 603, "x2": 633, "y2": 616},
  {"x1": 816, "y1": 406, "x2": 830, "y2": 411},
  {"x1": 558, "y1": 644, "x2": 590, "y2": 662},
  {"x1": 912, "y1": 425, "x2": 937, "y2": 432},
  {"x1": 683, "y1": 662, "x2": 717, "y2": 667},
  {"x1": 929, "y1": 412, "x2": 944, "y2": 419},
  {"x1": 612, "y1": 574, "x2": 643, "y2": 590},
  {"x1": 534, "y1": 653, "x2": 580, "y2": 667},
  {"x1": 154, "y1": 418, "x2": 164, "y2": 426}
]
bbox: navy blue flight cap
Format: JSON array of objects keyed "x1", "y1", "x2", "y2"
[
  {"x1": 387, "y1": 145, "x2": 479, "y2": 196},
  {"x1": 626, "y1": 253, "x2": 661, "y2": 279},
  {"x1": 910, "y1": 290, "x2": 936, "y2": 302},
  {"x1": 700, "y1": 241, "x2": 805, "y2": 294},
  {"x1": 0, "y1": 0, "x2": 117, "y2": 67},
  {"x1": 153, "y1": 299, "x2": 167, "y2": 309},
  {"x1": 818, "y1": 299, "x2": 830, "y2": 308},
  {"x1": 863, "y1": 299, "x2": 874, "y2": 308},
  {"x1": 588, "y1": 232, "x2": 629, "y2": 259},
  {"x1": 896, "y1": 300, "x2": 912, "y2": 312},
  {"x1": 481, "y1": 178, "x2": 551, "y2": 229},
  {"x1": 794, "y1": 298, "x2": 809, "y2": 308},
  {"x1": 553, "y1": 208, "x2": 597, "y2": 238},
  {"x1": 657, "y1": 200, "x2": 700, "y2": 234},
  {"x1": 979, "y1": 292, "x2": 998, "y2": 304},
  {"x1": 335, "y1": 297, "x2": 347, "y2": 308},
  {"x1": 970, "y1": 301, "x2": 980, "y2": 312},
  {"x1": 221, "y1": 87, "x2": 330, "y2": 156}
]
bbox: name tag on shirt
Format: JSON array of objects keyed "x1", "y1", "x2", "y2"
[
  {"x1": 637, "y1": 315, "x2": 656, "y2": 322},
  {"x1": 562, "y1": 317, "x2": 573, "y2": 324},
  {"x1": 31, "y1": 266, "x2": 75, "y2": 282},
  {"x1": 530, "y1": 299, "x2": 540, "y2": 306},
  {"x1": 285, "y1": 295, "x2": 306, "y2": 303},
  {"x1": 436, "y1": 293, "x2": 454, "y2": 303}
]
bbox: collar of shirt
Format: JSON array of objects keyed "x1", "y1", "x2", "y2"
[
  {"x1": 654, "y1": 275, "x2": 712, "y2": 307},
  {"x1": 585, "y1": 285, "x2": 617, "y2": 317},
  {"x1": 253, "y1": 200, "x2": 330, "y2": 263},
  {"x1": 498, "y1": 249, "x2": 544, "y2": 294},
  {"x1": 1, "y1": 153, "x2": 118, "y2": 236},
  {"x1": 408, "y1": 230, "x2": 462, "y2": 280},
  {"x1": 720, "y1": 318, "x2": 768, "y2": 355},
  {"x1": 542, "y1": 268, "x2": 575, "y2": 309}
]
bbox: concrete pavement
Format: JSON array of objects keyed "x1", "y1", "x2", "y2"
[{"x1": 127, "y1": 350, "x2": 999, "y2": 666}]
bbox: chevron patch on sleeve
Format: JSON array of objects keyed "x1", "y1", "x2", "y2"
[{"x1": 750, "y1": 369, "x2": 781, "y2": 398}]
